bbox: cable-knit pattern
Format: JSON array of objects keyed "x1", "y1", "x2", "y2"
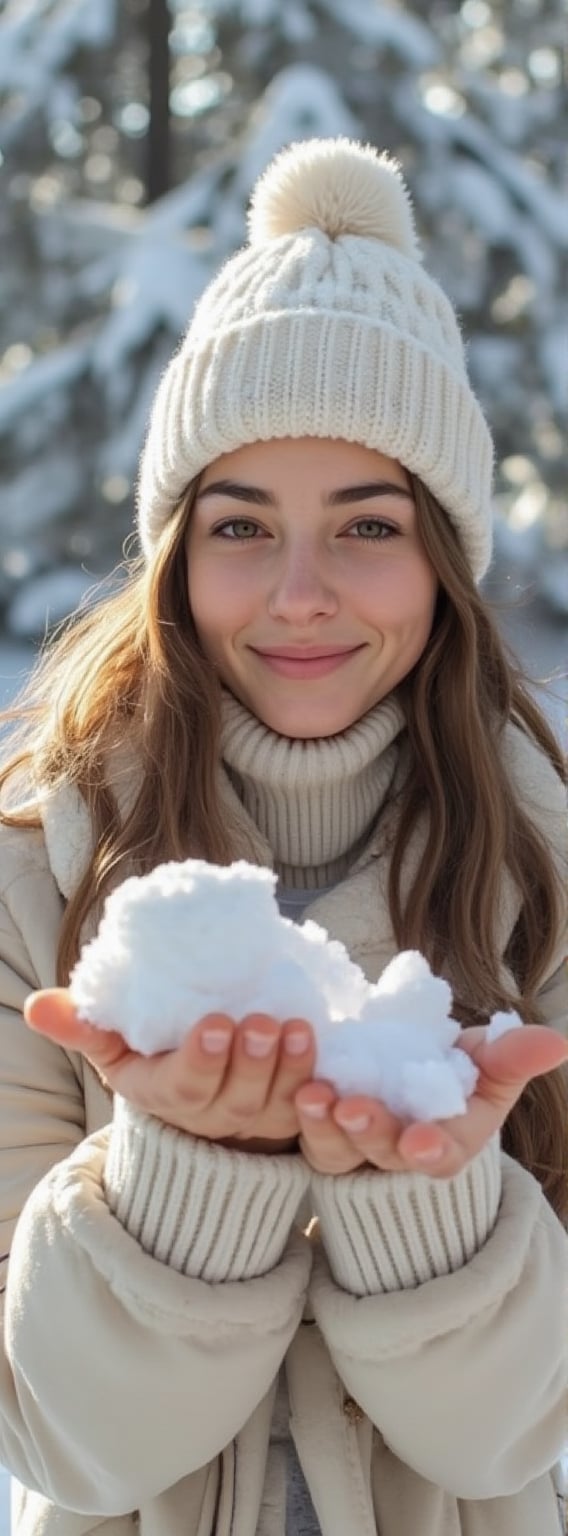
[{"x1": 137, "y1": 143, "x2": 494, "y2": 580}]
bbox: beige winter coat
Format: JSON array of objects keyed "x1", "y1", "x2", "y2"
[{"x1": 0, "y1": 721, "x2": 566, "y2": 1536}]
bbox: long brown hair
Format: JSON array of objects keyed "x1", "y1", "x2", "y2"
[{"x1": 1, "y1": 475, "x2": 566, "y2": 1217}]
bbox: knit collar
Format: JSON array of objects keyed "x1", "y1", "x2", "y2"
[
  {"x1": 37, "y1": 692, "x2": 406, "y2": 905},
  {"x1": 219, "y1": 687, "x2": 406, "y2": 890}
]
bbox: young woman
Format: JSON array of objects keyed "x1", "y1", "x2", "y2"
[{"x1": 0, "y1": 138, "x2": 566, "y2": 1536}]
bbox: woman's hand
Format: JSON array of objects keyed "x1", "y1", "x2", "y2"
[
  {"x1": 23, "y1": 995, "x2": 568, "y2": 1174},
  {"x1": 294, "y1": 1023, "x2": 568, "y2": 1178},
  {"x1": 23, "y1": 988, "x2": 317, "y2": 1153}
]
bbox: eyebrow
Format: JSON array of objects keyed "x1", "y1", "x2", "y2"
[{"x1": 196, "y1": 478, "x2": 414, "y2": 508}]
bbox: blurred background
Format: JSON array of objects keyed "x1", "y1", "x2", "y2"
[
  {"x1": 0, "y1": 0, "x2": 566, "y2": 737},
  {"x1": 0, "y1": 5, "x2": 566, "y2": 1523}
]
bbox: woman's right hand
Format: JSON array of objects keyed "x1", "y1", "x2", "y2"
[{"x1": 24, "y1": 989, "x2": 319, "y2": 1153}]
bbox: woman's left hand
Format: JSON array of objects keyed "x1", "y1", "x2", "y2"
[{"x1": 294, "y1": 1023, "x2": 568, "y2": 1177}]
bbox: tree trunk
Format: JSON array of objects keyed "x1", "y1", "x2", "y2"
[{"x1": 147, "y1": 0, "x2": 170, "y2": 203}]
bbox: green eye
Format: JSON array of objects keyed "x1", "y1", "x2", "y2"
[
  {"x1": 350, "y1": 520, "x2": 398, "y2": 542},
  {"x1": 214, "y1": 520, "x2": 260, "y2": 539},
  {"x1": 212, "y1": 517, "x2": 399, "y2": 543}
]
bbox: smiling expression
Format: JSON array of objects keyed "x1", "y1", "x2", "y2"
[{"x1": 185, "y1": 438, "x2": 438, "y2": 738}]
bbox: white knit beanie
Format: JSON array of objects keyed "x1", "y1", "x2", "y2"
[{"x1": 137, "y1": 137, "x2": 494, "y2": 581}]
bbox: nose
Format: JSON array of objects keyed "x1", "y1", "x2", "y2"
[{"x1": 266, "y1": 547, "x2": 339, "y2": 624}]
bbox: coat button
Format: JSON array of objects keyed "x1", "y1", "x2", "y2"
[{"x1": 342, "y1": 1394, "x2": 364, "y2": 1423}]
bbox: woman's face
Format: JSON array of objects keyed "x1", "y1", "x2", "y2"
[{"x1": 186, "y1": 438, "x2": 438, "y2": 739}]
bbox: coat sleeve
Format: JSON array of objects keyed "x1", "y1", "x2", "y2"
[
  {"x1": 307, "y1": 959, "x2": 567, "y2": 1500},
  {"x1": 309, "y1": 1127, "x2": 567, "y2": 1506},
  {"x1": 307, "y1": 722, "x2": 567, "y2": 1497},
  {"x1": 0, "y1": 893, "x2": 312, "y2": 1517}
]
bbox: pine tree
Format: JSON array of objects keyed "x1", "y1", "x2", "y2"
[{"x1": 0, "y1": 0, "x2": 566, "y2": 634}]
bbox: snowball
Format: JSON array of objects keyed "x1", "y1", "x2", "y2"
[
  {"x1": 69, "y1": 856, "x2": 482, "y2": 1119},
  {"x1": 485, "y1": 1009, "x2": 523, "y2": 1043},
  {"x1": 286, "y1": 918, "x2": 370, "y2": 1019},
  {"x1": 71, "y1": 859, "x2": 293, "y2": 1054},
  {"x1": 398, "y1": 1061, "x2": 469, "y2": 1122}
]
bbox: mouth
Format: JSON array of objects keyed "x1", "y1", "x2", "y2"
[
  {"x1": 252, "y1": 645, "x2": 363, "y2": 659},
  {"x1": 250, "y1": 646, "x2": 365, "y2": 678}
]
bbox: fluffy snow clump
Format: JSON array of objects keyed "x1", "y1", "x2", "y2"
[{"x1": 69, "y1": 858, "x2": 522, "y2": 1119}]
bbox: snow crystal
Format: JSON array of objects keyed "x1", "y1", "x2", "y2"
[{"x1": 67, "y1": 857, "x2": 516, "y2": 1121}]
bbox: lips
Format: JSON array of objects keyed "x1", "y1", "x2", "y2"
[
  {"x1": 253, "y1": 646, "x2": 360, "y2": 659},
  {"x1": 251, "y1": 646, "x2": 364, "y2": 679}
]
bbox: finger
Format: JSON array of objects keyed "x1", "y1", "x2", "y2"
[
  {"x1": 397, "y1": 1030, "x2": 568, "y2": 1177},
  {"x1": 332, "y1": 1095, "x2": 408, "y2": 1171},
  {"x1": 295, "y1": 1083, "x2": 363, "y2": 1174},
  {"x1": 24, "y1": 988, "x2": 129, "y2": 1069},
  {"x1": 460, "y1": 1025, "x2": 568, "y2": 1109},
  {"x1": 222, "y1": 1014, "x2": 282, "y2": 1119},
  {"x1": 397, "y1": 1075, "x2": 513, "y2": 1177},
  {"x1": 177, "y1": 1015, "x2": 315, "y2": 1123},
  {"x1": 398, "y1": 1025, "x2": 568, "y2": 1177},
  {"x1": 274, "y1": 1018, "x2": 317, "y2": 1093},
  {"x1": 169, "y1": 1012, "x2": 235, "y2": 1110},
  {"x1": 397, "y1": 1118, "x2": 469, "y2": 1174}
]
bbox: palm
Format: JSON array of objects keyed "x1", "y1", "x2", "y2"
[{"x1": 297, "y1": 1021, "x2": 568, "y2": 1177}]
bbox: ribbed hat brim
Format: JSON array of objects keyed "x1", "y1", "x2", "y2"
[{"x1": 137, "y1": 309, "x2": 493, "y2": 581}]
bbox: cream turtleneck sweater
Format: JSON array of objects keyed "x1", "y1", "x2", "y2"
[
  {"x1": 219, "y1": 686, "x2": 406, "y2": 892},
  {"x1": 220, "y1": 684, "x2": 407, "y2": 1536},
  {"x1": 213, "y1": 684, "x2": 503, "y2": 1536}
]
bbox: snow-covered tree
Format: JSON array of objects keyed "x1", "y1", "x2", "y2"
[{"x1": 0, "y1": 0, "x2": 566, "y2": 637}]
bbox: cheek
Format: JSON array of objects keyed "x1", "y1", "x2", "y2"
[
  {"x1": 365, "y1": 557, "x2": 437, "y2": 633},
  {"x1": 186, "y1": 552, "x2": 252, "y2": 646}
]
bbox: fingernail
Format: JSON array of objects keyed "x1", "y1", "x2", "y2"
[
  {"x1": 300, "y1": 1101, "x2": 328, "y2": 1118},
  {"x1": 284, "y1": 1030, "x2": 310, "y2": 1055},
  {"x1": 243, "y1": 1030, "x2": 277, "y2": 1057},
  {"x1": 335, "y1": 1114, "x2": 369, "y2": 1133},
  {"x1": 201, "y1": 1029, "x2": 232, "y2": 1054},
  {"x1": 413, "y1": 1146, "x2": 444, "y2": 1163}
]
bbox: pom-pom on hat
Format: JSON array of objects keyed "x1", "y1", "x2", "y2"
[
  {"x1": 137, "y1": 137, "x2": 494, "y2": 580},
  {"x1": 247, "y1": 137, "x2": 421, "y2": 253}
]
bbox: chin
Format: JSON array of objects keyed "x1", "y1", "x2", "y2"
[{"x1": 256, "y1": 705, "x2": 361, "y2": 739}]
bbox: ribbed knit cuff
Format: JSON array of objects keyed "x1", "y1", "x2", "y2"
[
  {"x1": 309, "y1": 1133, "x2": 502, "y2": 1295},
  {"x1": 104, "y1": 1095, "x2": 311, "y2": 1283}
]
